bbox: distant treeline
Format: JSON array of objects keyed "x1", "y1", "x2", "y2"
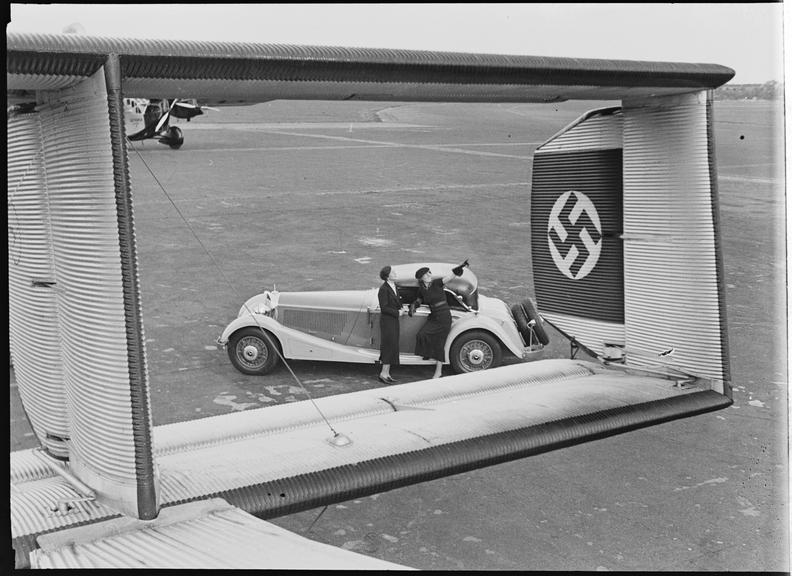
[{"x1": 714, "y1": 80, "x2": 783, "y2": 100}]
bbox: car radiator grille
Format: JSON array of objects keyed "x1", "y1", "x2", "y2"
[{"x1": 280, "y1": 308, "x2": 354, "y2": 339}]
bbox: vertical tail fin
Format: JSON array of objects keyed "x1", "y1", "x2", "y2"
[
  {"x1": 531, "y1": 92, "x2": 730, "y2": 393},
  {"x1": 7, "y1": 64, "x2": 159, "y2": 518}
]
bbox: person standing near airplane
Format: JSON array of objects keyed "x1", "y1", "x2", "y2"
[
  {"x1": 410, "y1": 261, "x2": 468, "y2": 378},
  {"x1": 377, "y1": 265, "x2": 403, "y2": 384}
]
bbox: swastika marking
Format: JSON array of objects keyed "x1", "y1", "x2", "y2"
[{"x1": 547, "y1": 190, "x2": 602, "y2": 280}]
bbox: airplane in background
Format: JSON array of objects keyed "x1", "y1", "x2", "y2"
[
  {"x1": 125, "y1": 97, "x2": 216, "y2": 149},
  {"x1": 8, "y1": 32, "x2": 735, "y2": 569},
  {"x1": 62, "y1": 23, "x2": 214, "y2": 149}
]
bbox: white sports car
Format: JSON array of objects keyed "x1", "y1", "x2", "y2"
[{"x1": 217, "y1": 263, "x2": 548, "y2": 375}]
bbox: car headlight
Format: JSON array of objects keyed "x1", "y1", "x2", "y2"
[
  {"x1": 253, "y1": 303, "x2": 272, "y2": 316},
  {"x1": 239, "y1": 303, "x2": 271, "y2": 317}
]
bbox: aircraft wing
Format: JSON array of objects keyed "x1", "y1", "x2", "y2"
[
  {"x1": 12, "y1": 360, "x2": 729, "y2": 568},
  {"x1": 25, "y1": 498, "x2": 406, "y2": 569},
  {"x1": 7, "y1": 33, "x2": 733, "y2": 104},
  {"x1": 8, "y1": 33, "x2": 733, "y2": 568}
]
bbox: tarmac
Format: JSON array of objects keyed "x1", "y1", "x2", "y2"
[{"x1": 9, "y1": 98, "x2": 788, "y2": 570}]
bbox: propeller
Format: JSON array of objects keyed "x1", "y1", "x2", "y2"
[{"x1": 154, "y1": 99, "x2": 173, "y2": 132}]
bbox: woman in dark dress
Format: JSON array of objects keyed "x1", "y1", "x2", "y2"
[
  {"x1": 377, "y1": 265, "x2": 403, "y2": 384},
  {"x1": 410, "y1": 261, "x2": 468, "y2": 378}
]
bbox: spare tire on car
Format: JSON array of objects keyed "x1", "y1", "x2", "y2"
[{"x1": 511, "y1": 298, "x2": 550, "y2": 346}]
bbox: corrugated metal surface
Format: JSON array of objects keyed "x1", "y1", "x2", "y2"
[
  {"x1": 30, "y1": 499, "x2": 406, "y2": 569},
  {"x1": 13, "y1": 359, "x2": 731, "y2": 567},
  {"x1": 8, "y1": 107, "x2": 70, "y2": 458},
  {"x1": 148, "y1": 359, "x2": 721, "y2": 506},
  {"x1": 531, "y1": 145, "x2": 624, "y2": 338},
  {"x1": 622, "y1": 92, "x2": 726, "y2": 381},
  {"x1": 539, "y1": 108, "x2": 623, "y2": 153},
  {"x1": 531, "y1": 110, "x2": 624, "y2": 348},
  {"x1": 38, "y1": 74, "x2": 139, "y2": 481},
  {"x1": 7, "y1": 73, "x2": 89, "y2": 92},
  {"x1": 152, "y1": 358, "x2": 592, "y2": 454},
  {"x1": 18, "y1": 69, "x2": 157, "y2": 518},
  {"x1": 11, "y1": 473, "x2": 119, "y2": 540},
  {"x1": 10, "y1": 449, "x2": 59, "y2": 485},
  {"x1": 7, "y1": 33, "x2": 735, "y2": 104},
  {"x1": 540, "y1": 312, "x2": 625, "y2": 351}
]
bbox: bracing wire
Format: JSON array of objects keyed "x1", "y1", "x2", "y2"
[
  {"x1": 306, "y1": 505, "x2": 329, "y2": 534},
  {"x1": 127, "y1": 139, "x2": 345, "y2": 439}
]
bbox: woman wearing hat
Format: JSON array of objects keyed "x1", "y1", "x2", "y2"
[
  {"x1": 410, "y1": 260, "x2": 468, "y2": 378},
  {"x1": 377, "y1": 265, "x2": 403, "y2": 384}
]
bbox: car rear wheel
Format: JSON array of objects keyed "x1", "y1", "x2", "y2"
[
  {"x1": 227, "y1": 327, "x2": 280, "y2": 375},
  {"x1": 450, "y1": 330, "x2": 502, "y2": 374}
]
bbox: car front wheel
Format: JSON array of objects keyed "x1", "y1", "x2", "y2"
[
  {"x1": 449, "y1": 330, "x2": 502, "y2": 374},
  {"x1": 227, "y1": 327, "x2": 280, "y2": 375}
]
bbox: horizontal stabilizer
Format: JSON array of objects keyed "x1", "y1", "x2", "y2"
[{"x1": 12, "y1": 358, "x2": 730, "y2": 566}]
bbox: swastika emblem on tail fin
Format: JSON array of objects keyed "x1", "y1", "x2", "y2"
[{"x1": 547, "y1": 191, "x2": 602, "y2": 280}]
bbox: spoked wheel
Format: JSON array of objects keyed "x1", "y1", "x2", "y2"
[
  {"x1": 449, "y1": 330, "x2": 502, "y2": 374},
  {"x1": 227, "y1": 327, "x2": 280, "y2": 375}
]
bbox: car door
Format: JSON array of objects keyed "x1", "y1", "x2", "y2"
[
  {"x1": 367, "y1": 285, "x2": 429, "y2": 355},
  {"x1": 397, "y1": 305, "x2": 430, "y2": 354}
]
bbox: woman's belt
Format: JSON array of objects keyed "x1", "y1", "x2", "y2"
[{"x1": 429, "y1": 301, "x2": 449, "y2": 312}]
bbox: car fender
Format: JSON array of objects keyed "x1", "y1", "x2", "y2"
[
  {"x1": 217, "y1": 314, "x2": 282, "y2": 347},
  {"x1": 446, "y1": 313, "x2": 525, "y2": 359}
]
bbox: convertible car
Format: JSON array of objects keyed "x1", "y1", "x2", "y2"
[{"x1": 217, "y1": 263, "x2": 549, "y2": 375}]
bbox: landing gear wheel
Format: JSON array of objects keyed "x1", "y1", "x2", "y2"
[
  {"x1": 449, "y1": 330, "x2": 502, "y2": 374},
  {"x1": 166, "y1": 126, "x2": 184, "y2": 149},
  {"x1": 227, "y1": 327, "x2": 280, "y2": 375}
]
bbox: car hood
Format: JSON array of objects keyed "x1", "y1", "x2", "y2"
[{"x1": 241, "y1": 289, "x2": 374, "y2": 316}]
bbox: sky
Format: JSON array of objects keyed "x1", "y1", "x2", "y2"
[{"x1": 6, "y1": 3, "x2": 785, "y2": 84}]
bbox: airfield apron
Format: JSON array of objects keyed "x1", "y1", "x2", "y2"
[{"x1": 414, "y1": 278, "x2": 452, "y2": 362}]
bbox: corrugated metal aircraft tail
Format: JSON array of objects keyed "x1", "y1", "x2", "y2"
[{"x1": 531, "y1": 92, "x2": 730, "y2": 395}]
